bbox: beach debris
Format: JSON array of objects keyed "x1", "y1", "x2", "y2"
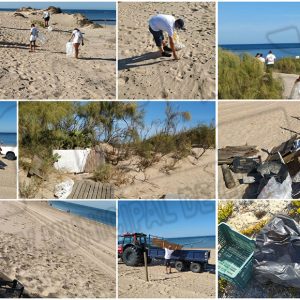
[
  {"x1": 173, "y1": 31, "x2": 185, "y2": 51},
  {"x1": 0, "y1": 160, "x2": 7, "y2": 170},
  {"x1": 0, "y1": 279, "x2": 24, "y2": 298},
  {"x1": 54, "y1": 179, "x2": 74, "y2": 199},
  {"x1": 231, "y1": 157, "x2": 262, "y2": 174},
  {"x1": 221, "y1": 164, "x2": 236, "y2": 189},
  {"x1": 84, "y1": 145, "x2": 106, "y2": 173},
  {"x1": 254, "y1": 214, "x2": 300, "y2": 288},
  {"x1": 66, "y1": 42, "x2": 74, "y2": 57},
  {"x1": 53, "y1": 149, "x2": 91, "y2": 173},
  {"x1": 68, "y1": 180, "x2": 114, "y2": 199},
  {"x1": 28, "y1": 154, "x2": 47, "y2": 180},
  {"x1": 218, "y1": 145, "x2": 259, "y2": 165}
]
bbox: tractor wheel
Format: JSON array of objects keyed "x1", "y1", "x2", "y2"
[
  {"x1": 122, "y1": 246, "x2": 143, "y2": 266},
  {"x1": 175, "y1": 261, "x2": 186, "y2": 272},
  {"x1": 190, "y1": 262, "x2": 204, "y2": 273},
  {"x1": 6, "y1": 152, "x2": 16, "y2": 160}
]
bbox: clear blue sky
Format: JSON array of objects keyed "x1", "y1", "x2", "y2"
[
  {"x1": 0, "y1": 102, "x2": 17, "y2": 133},
  {"x1": 69, "y1": 201, "x2": 116, "y2": 212},
  {"x1": 0, "y1": 2, "x2": 115, "y2": 10},
  {"x1": 219, "y1": 2, "x2": 300, "y2": 44},
  {"x1": 139, "y1": 101, "x2": 215, "y2": 129},
  {"x1": 118, "y1": 201, "x2": 216, "y2": 238}
]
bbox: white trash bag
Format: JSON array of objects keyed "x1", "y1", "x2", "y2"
[
  {"x1": 173, "y1": 31, "x2": 185, "y2": 51},
  {"x1": 54, "y1": 179, "x2": 74, "y2": 199},
  {"x1": 37, "y1": 32, "x2": 47, "y2": 44},
  {"x1": 66, "y1": 42, "x2": 74, "y2": 57},
  {"x1": 258, "y1": 175, "x2": 292, "y2": 199},
  {"x1": 48, "y1": 26, "x2": 53, "y2": 32}
]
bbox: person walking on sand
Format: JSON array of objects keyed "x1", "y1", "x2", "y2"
[
  {"x1": 70, "y1": 28, "x2": 84, "y2": 59},
  {"x1": 148, "y1": 14, "x2": 186, "y2": 60},
  {"x1": 29, "y1": 24, "x2": 38, "y2": 52},
  {"x1": 42, "y1": 10, "x2": 50, "y2": 27},
  {"x1": 164, "y1": 245, "x2": 176, "y2": 274},
  {"x1": 266, "y1": 50, "x2": 276, "y2": 68}
]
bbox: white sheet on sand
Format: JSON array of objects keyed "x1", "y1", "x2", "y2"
[{"x1": 53, "y1": 149, "x2": 91, "y2": 173}]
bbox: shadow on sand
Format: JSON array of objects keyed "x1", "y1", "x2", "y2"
[
  {"x1": 118, "y1": 52, "x2": 169, "y2": 70},
  {"x1": 0, "y1": 26, "x2": 28, "y2": 31},
  {"x1": 0, "y1": 41, "x2": 28, "y2": 49},
  {"x1": 80, "y1": 57, "x2": 115, "y2": 62}
]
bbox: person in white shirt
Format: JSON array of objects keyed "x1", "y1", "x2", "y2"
[
  {"x1": 70, "y1": 28, "x2": 84, "y2": 59},
  {"x1": 164, "y1": 245, "x2": 176, "y2": 274},
  {"x1": 43, "y1": 10, "x2": 50, "y2": 27},
  {"x1": 148, "y1": 14, "x2": 186, "y2": 60},
  {"x1": 266, "y1": 50, "x2": 276, "y2": 68},
  {"x1": 29, "y1": 24, "x2": 38, "y2": 52},
  {"x1": 258, "y1": 53, "x2": 265, "y2": 63}
]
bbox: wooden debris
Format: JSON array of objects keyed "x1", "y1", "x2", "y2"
[
  {"x1": 84, "y1": 145, "x2": 106, "y2": 173},
  {"x1": 218, "y1": 146, "x2": 259, "y2": 165},
  {"x1": 68, "y1": 180, "x2": 114, "y2": 199},
  {"x1": 152, "y1": 237, "x2": 183, "y2": 250},
  {"x1": 221, "y1": 164, "x2": 236, "y2": 189},
  {"x1": 28, "y1": 155, "x2": 47, "y2": 180}
]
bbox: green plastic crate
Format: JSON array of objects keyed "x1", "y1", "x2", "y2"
[{"x1": 218, "y1": 222, "x2": 255, "y2": 288}]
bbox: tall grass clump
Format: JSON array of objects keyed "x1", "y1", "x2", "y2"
[
  {"x1": 218, "y1": 48, "x2": 283, "y2": 99},
  {"x1": 275, "y1": 57, "x2": 300, "y2": 74}
]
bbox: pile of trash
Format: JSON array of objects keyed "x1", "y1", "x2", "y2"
[{"x1": 219, "y1": 135, "x2": 300, "y2": 199}]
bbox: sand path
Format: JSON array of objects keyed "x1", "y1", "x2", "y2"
[
  {"x1": 0, "y1": 201, "x2": 116, "y2": 297},
  {"x1": 0, "y1": 157, "x2": 16, "y2": 199},
  {"x1": 218, "y1": 101, "x2": 300, "y2": 199},
  {"x1": 274, "y1": 72, "x2": 299, "y2": 99},
  {"x1": 0, "y1": 12, "x2": 116, "y2": 99},
  {"x1": 118, "y1": 2, "x2": 215, "y2": 99}
]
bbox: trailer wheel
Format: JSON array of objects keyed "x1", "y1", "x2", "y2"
[
  {"x1": 5, "y1": 152, "x2": 16, "y2": 161},
  {"x1": 175, "y1": 261, "x2": 186, "y2": 272},
  {"x1": 122, "y1": 246, "x2": 143, "y2": 266},
  {"x1": 190, "y1": 262, "x2": 203, "y2": 273}
]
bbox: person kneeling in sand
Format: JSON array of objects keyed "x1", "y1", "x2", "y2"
[
  {"x1": 148, "y1": 14, "x2": 186, "y2": 60},
  {"x1": 29, "y1": 24, "x2": 38, "y2": 52},
  {"x1": 70, "y1": 28, "x2": 84, "y2": 59},
  {"x1": 164, "y1": 245, "x2": 175, "y2": 274}
]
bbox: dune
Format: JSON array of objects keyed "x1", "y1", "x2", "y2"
[
  {"x1": 0, "y1": 201, "x2": 116, "y2": 297},
  {"x1": 0, "y1": 10, "x2": 116, "y2": 99},
  {"x1": 118, "y1": 2, "x2": 215, "y2": 99}
]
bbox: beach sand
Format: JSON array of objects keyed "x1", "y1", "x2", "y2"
[
  {"x1": 0, "y1": 156, "x2": 17, "y2": 199},
  {"x1": 0, "y1": 10, "x2": 115, "y2": 99},
  {"x1": 118, "y1": 2, "x2": 215, "y2": 99},
  {"x1": 0, "y1": 201, "x2": 116, "y2": 297},
  {"x1": 218, "y1": 101, "x2": 300, "y2": 199},
  {"x1": 118, "y1": 249, "x2": 215, "y2": 298},
  {"x1": 18, "y1": 149, "x2": 215, "y2": 199},
  {"x1": 274, "y1": 72, "x2": 299, "y2": 99}
]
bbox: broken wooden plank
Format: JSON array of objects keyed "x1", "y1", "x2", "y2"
[
  {"x1": 28, "y1": 155, "x2": 48, "y2": 180},
  {"x1": 218, "y1": 146, "x2": 259, "y2": 165},
  {"x1": 68, "y1": 180, "x2": 114, "y2": 199}
]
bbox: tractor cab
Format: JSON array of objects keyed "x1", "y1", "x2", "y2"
[{"x1": 118, "y1": 232, "x2": 151, "y2": 266}]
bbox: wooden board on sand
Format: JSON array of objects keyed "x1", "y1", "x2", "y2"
[{"x1": 218, "y1": 146, "x2": 259, "y2": 165}]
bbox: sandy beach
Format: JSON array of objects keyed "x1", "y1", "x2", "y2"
[
  {"x1": 218, "y1": 101, "x2": 300, "y2": 199},
  {"x1": 0, "y1": 9, "x2": 116, "y2": 99},
  {"x1": 118, "y1": 2, "x2": 215, "y2": 99},
  {"x1": 19, "y1": 149, "x2": 215, "y2": 199},
  {"x1": 118, "y1": 249, "x2": 215, "y2": 298},
  {"x1": 0, "y1": 156, "x2": 17, "y2": 199},
  {"x1": 0, "y1": 201, "x2": 116, "y2": 297}
]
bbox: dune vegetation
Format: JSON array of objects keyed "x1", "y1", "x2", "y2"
[{"x1": 218, "y1": 49, "x2": 283, "y2": 99}]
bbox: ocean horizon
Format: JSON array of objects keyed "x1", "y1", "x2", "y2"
[
  {"x1": 0, "y1": 132, "x2": 17, "y2": 146},
  {"x1": 220, "y1": 43, "x2": 300, "y2": 59},
  {"x1": 50, "y1": 201, "x2": 116, "y2": 227},
  {"x1": 0, "y1": 8, "x2": 116, "y2": 25}
]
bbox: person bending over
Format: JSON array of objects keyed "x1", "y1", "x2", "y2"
[
  {"x1": 70, "y1": 28, "x2": 84, "y2": 59},
  {"x1": 148, "y1": 14, "x2": 186, "y2": 60}
]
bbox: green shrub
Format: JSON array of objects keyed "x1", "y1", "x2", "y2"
[
  {"x1": 92, "y1": 164, "x2": 114, "y2": 182},
  {"x1": 218, "y1": 202, "x2": 233, "y2": 223},
  {"x1": 219, "y1": 48, "x2": 283, "y2": 99},
  {"x1": 240, "y1": 219, "x2": 268, "y2": 237}
]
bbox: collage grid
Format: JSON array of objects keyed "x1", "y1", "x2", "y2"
[{"x1": 0, "y1": 0, "x2": 300, "y2": 299}]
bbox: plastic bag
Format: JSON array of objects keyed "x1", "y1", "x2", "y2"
[
  {"x1": 54, "y1": 179, "x2": 74, "y2": 199},
  {"x1": 37, "y1": 32, "x2": 47, "y2": 44},
  {"x1": 257, "y1": 175, "x2": 292, "y2": 199},
  {"x1": 254, "y1": 214, "x2": 300, "y2": 288},
  {"x1": 173, "y1": 31, "x2": 185, "y2": 51},
  {"x1": 66, "y1": 42, "x2": 74, "y2": 57},
  {"x1": 48, "y1": 26, "x2": 53, "y2": 32}
]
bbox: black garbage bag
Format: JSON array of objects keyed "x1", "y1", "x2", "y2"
[{"x1": 254, "y1": 214, "x2": 300, "y2": 288}]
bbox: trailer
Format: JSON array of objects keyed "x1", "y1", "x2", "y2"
[{"x1": 148, "y1": 248, "x2": 210, "y2": 273}]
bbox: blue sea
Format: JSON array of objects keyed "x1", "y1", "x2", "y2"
[
  {"x1": 220, "y1": 43, "x2": 300, "y2": 59},
  {"x1": 0, "y1": 132, "x2": 17, "y2": 146},
  {"x1": 0, "y1": 8, "x2": 116, "y2": 25},
  {"x1": 49, "y1": 201, "x2": 116, "y2": 226},
  {"x1": 162, "y1": 236, "x2": 215, "y2": 249}
]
